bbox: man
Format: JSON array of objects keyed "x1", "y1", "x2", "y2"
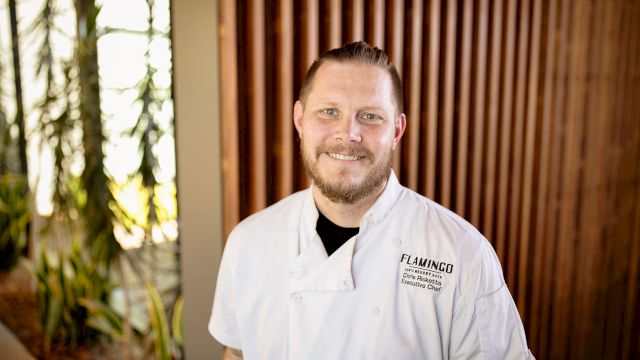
[{"x1": 210, "y1": 42, "x2": 534, "y2": 359}]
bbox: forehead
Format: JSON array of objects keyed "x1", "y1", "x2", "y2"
[{"x1": 307, "y1": 61, "x2": 395, "y2": 110}]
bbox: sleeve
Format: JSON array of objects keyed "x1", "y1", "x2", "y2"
[
  {"x1": 208, "y1": 237, "x2": 242, "y2": 350},
  {"x1": 449, "y1": 241, "x2": 535, "y2": 359}
]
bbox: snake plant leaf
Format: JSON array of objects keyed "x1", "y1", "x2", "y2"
[
  {"x1": 172, "y1": 295, "x2": 184, "y2": 347},
  {"x1": 79, "y1": 298, "x2": 126, "y2": 341},
  {"x1": 145, "y1": 281, "x2": 171, "y2": 360},
  {"x1": 44, "y1": 296, "x2": 62, "y2": 353}
]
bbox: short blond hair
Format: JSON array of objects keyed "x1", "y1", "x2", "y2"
[{"x1": 298, "y1": 41, "x2": 404, "y2": 114}]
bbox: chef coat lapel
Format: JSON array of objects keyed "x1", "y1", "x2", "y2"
[{"x1": 288, "y1": 187, "x2": 356, "y2": 293}]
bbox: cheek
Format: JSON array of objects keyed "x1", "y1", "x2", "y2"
[
  {"x1": 303, "y1": 127, "x2": 331, "y2": 146},
  {"x1": 371, "y1": 131, "x2": 396, "y2": 149},
  {"x1": 307, "y1": 122, "x2": 333, "y2": 140}
]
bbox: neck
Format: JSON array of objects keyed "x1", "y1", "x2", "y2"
[{"x1": 312, "y1": 180, "x2": 387, "y2": 228}]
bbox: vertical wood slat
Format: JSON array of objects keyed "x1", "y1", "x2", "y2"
[
  {"x1": 423, "y1": 0, "x2": 440, "y2": 199},
  {"x1": 602, "y1": 5, "x2": 635, "y2": 354},
  {"x1": 217, "y1": 2, "x2": 640, "y2": 357},
  {"x1": 248, "y1": 0, "x2": 267, "y2": 213},
  {"x1": 575, "y1": 1, "x2": 600, "y2": 356},
  {"x1": 622, "y1": 25, "x2": 640, "y2": 358},
  {"x1": 622, "y1": 6, "x2": 640, "y2": 358},
  {"x1": 368, "y1": 0, "x2": 385, "y2": 48},
  {"x1": 389, "y1": 0, "x2": 404, "y2": 176},
  {"x1": 625, "y1": 151, "x2": 640, "y2": 359},
  {"x1": 454, "y1": 0, "x2": 474, "y2": 217},
  {"x1": 590, "y1": 2, "x2": 619, "y2": 356},
  {"x1": 300, "y1": 0, "x2": 319, "y2": 86},
  {"x1": 507, "y1": 0, "x2": 531, "y2": 291},
  {"x1": 348, "y1": 0, "x2": 365, "y2": 42},
  {"x1": 548, "y1": 0, "x2": 574, "y2": 354},
  {"x1": 440, "y1": 0, "x2": 456, "y2": 209},
  {"x1": 274, "y1": 0, "x2": 293, "y2": 201},
  {"x1": 328, "y1": 0, "x2": 342, "y2": 49},
  {"x1": 482, "y1": 0, "x2": 504, "y2": 241},
  {"x1": 297, "y1": 0, "x2": 319, "y2": 189},
  {"x1": 403, "y1": 0, "x2": 423, "y2": 192},
  {"x1": 470, "y1": 0, "x2": 489, "y2": 227},
  {"x1": 495, "y1": 0, "x2": 518, "y2": 265},
  {"x1": 541, "y1": 0, "x2": 571, "y2": 355},
  {"x1": 518, "y1": 0, "x2": 543, "y2": 321},
  {"x1": 620, "y1": 5, "x2": 640, "y2": 357},
  {"x1": 553, "y1": 0, "x2": 589, "y2": 357},
  {"x1": 219, "y1": 0, "x2": 240, "y2": 238},
  {"x1": 388, "y1": 0, "x2": 404, "y2": 74},
  {"x1": 530, "y1": 0, "x2": 558, "y2": 350}
]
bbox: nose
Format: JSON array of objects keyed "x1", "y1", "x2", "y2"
[{"x1": 334, "y1": 116, "x2": 362, "y2": 143}]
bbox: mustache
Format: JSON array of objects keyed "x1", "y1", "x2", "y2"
[{"x1": 315, "y1": 144, "x2": 373, "y2": 160}]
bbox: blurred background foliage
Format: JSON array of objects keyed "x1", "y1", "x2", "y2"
[
  {"x1": 0, "y1": 174, "x2": 29, "y2": 270},
  {"x1": 0, "y1": 0, "x2": 181, "y2": 358}
]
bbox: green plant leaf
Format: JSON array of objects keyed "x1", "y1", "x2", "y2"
[
  {"x1": 145, "y1": 281, "x2": 171, "y2": 360},
  {"x1": 79, "y1": 298, "x2": 125, "y2": 341},
  {"x1": 172, "y1": 295, "x2": 184, "y2": 347},
  {"x1": 44, "y1": 296, "x2": 62, "y2": 353}
]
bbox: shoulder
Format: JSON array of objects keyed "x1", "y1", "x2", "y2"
[
  {"x1": 394, "y1": 186, "x2": 499, "y2": 282},
  {"x1": 231, "y1": 189, "x2": 306, "y2": 235},
  {"x1": 224, "y1": 189, "x2": 307, "y2": 254},
  {"x1": 396, "y1": 186, "x2": 485, "y2": 244}
]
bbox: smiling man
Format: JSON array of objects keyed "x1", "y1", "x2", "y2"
[{"x1": 209, "y1": 42, "x2": 534, "y2": 359}]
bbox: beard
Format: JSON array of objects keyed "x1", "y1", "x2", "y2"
[{"x1": 301, "y1": 137, "x2": 393, "y2": 204}]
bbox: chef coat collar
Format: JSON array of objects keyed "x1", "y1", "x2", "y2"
[
  {"x1": 285, "y1": 171, "x2": 401, "y2": 292},
  {"x1": 290, "y1": 170, "x2": 401, "y2": 260},
  {"x1": 299, "y1": 170, "x2": 402, "y2": 236},
  {"x1": 358, "y1": 170, "x2": 402, "y2": 230}
]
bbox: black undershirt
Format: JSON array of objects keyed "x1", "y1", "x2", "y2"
[{"x1": 316, "y1": 211, "x2": 360, "y2": 256}]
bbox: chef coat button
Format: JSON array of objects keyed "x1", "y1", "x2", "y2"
[
  {"x1": 371, "y1": 306, "x2": 380, "y2": 316},
  {"x1": 392, "y1": 238, "x2": 401, "y2": 247},
  {"x1": 290, "y1": 270, "x2": 303, "y2": 278},
  {"x1": 292, "y1": 294, "x2": 303, "y2": 304}
]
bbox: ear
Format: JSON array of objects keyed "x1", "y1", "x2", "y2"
[
  {"x1": 392, "y1": 113, "x2": 407, "y2": 150},
  {"x1": 293, "y1": 100, "x2": 304, "y2": 138}
]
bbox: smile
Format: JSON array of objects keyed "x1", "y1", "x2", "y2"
[{"x1": 327, "y1": 153, "x2": 362, "y2": 161}]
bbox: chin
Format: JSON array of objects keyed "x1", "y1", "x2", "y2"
[{"x1": 324, "y1": 169, "x2": 363, "y2": 183}]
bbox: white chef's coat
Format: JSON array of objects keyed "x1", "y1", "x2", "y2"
[{"x1": 209, "y1": 172, "x2": 533, "y2": 359}]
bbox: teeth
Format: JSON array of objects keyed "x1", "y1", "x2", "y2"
[{"x1": 328, "y1": 153, "x2": 360, "y2": 161}]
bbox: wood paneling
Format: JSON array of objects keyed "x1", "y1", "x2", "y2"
[
  {"x1": 455, "y1": 0, "x2": 473, "y2": 217},
  {"x1": 402, "y1": 0, "x2": 422, "y2": 191},
  {"x1": 218, "y1": 0, "x2": 240, "y2": 237},
  {"x1": 424, "y1": 0, "x2": 440, "y2": 199},
  {"x1": 274, "y1": 0, "x2": 294, "y2": 200},
  {"x1": 217, "y1": 1, "x2": 640, "y2": 358}
]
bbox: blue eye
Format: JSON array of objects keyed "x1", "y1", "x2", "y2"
[
  {"x1": 361, "y1": 113, "x2": 381, "y2": 122},
  {"x1": 324, "y1": 108, "x2": 337, "y2": 116}
]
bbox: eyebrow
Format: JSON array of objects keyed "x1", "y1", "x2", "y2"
[
  {"x1": 358, "y1": 106, "x2": 386, "y2": 113},
  {"x1": 308, "y1": 99, "x2": 339, "y2": 107},
  {"x1": 309, "y1": 100, "x2": 387, "y2": 113}
]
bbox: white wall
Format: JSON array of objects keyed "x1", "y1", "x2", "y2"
[{"x1": 172, "y1": 0, "x2": 224, "y2": 358}]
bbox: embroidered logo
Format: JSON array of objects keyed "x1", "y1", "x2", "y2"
[{"x1": 399, "y1": 253, "x2": 454, "y2": 292}]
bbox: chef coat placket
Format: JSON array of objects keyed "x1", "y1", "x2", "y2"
[{"x1": 286, "y1": 190, "x2": 356, "y2": 359}]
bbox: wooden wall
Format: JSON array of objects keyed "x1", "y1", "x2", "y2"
[{"x1": 217, "y1": 0, "x2": 640, "y2": 358}]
